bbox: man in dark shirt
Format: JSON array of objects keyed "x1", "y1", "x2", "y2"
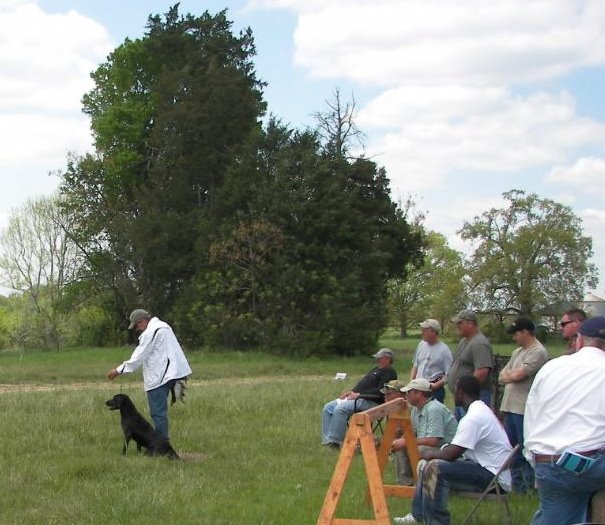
[{"x1": 321, "y1": 348, "x2": 397, "y2": 448}]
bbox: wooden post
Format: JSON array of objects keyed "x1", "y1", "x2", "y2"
[{"x1": 316, "y1": 398, "x2": 419, "y2": 525}]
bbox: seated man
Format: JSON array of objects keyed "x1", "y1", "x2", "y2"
[
  {"x1": 380, "y1": 379, "x2": 407, "y2": 436},
  {"x1": 394, "y1": 375, "x2": 512, "y2": 525},
  {"x1": 321, "y1": 348, "x2": 397, "y2": 448},
  {"x1": 381, "y1": 379, "x2": 407, "y2": 403},
  {"x1": 391, "y1": 378, "x2": 458, "y2": 485}
]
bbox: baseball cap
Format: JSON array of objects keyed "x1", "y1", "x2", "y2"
[
  {"x1": 380, "y1": 379, "x2": 406, "y2": 394},
  {"x1": 505, "y1": 317, "x2": 535, "y2": 334},
  {"x1": 372, "y1": 348, "x2": 394, "y2": 359},
  {"x1": 451, "y1": 309, "x2": 478, "y2": 323},
  {"x1": 128, "y1": 309, "x2": 149, "y2": 330},
  {"x1": 401, "y1": 377, "x2": 432, "y2": 393},
  {"x1": 578, "y1": 316, "x2": 605, "y2": 339},
  {"x1": 419, "y1": 319, "x2": 441, "y2": 332}
]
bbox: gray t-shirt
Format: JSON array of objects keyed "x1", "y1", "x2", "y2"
[
  {"x1": 447, "y1": 331, "x2": 494, "y2": 392},
  {"x1": 412, "y1": 340, "x2": 453, "y2": 381}
]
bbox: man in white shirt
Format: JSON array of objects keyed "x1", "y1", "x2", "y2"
[
  {"x1": 410, "y1": 319, "x2": 453, "y2": 403},
  {"x1": 107, "y1": 309, "x2": 192, "y2": 440},
  {"x1": 524, "y1": 316, "x2": 605, "y2": 525},
  {"x1": 394, "y1": 375, "x2": 512, "y2": 525}
]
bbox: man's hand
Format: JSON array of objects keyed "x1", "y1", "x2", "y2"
[
  {"x1": 392, "y1": 437, "x2": 406, "y2": 452},
  {"x1": 107, "y1": 368, "x2": 120, "y2": 380}
]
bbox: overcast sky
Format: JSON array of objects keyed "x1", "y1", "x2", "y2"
[{"x1": 2, "y1": 0, "x2": 604, "y2": 298}]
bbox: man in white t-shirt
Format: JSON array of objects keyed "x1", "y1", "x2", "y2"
[
  {"x1": 394, "y1": 375, "x2": 512, "y2": 525},
  {"x1": 411, "y1": 319, "x2": 453, "y2": 403}
]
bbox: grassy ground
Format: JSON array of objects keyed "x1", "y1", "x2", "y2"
[{"x1": 0, "y1": 333, "x2": 551, "y2": 524}]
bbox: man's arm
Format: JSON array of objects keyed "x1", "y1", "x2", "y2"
[
  {"x1": 430, "y1": 375, "x2": 446, "y2": 391},
  {"x1": 392, "y1": 435, "x2": 440, "y2": 451},
  {"x1": 410, "y1": 366, "x2": 418, "y2": 380},
  {"x1": 499, "y1": 367, "x2": 528, "y2": 383},
  {"x1": 473, "y1": 366, "x2": 491, "y2": 387},
  {"x1": 421, "y1": 443, "x2": 466, "y2": 462}
]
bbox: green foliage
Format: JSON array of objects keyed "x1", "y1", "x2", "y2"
[
  {"x1": 60, "y1": 5, "x2": 266, "y2": 321},
  {"x1": 389, "y1": 231, "x2": 465, "y2": 336},
  {"x1": 172, "y1": 120, "x2": 423, "y2": 355},
  {"x1": 0, "y1": 196, "x2": 87, "y2": 349},
  {"x1": 50, "y1": 7, "x2": 424, "y2": 356},
  {"x1": 460, "y1": 189, "x2": 598, "y2": 317}
]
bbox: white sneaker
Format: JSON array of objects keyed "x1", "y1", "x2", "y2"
[{"x1": 393, "y1": 513, "x2": 417, "y2": 524}]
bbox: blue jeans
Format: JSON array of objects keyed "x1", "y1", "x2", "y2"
[
  {"x1": 147, "y1": 381, "x2": 172, "y2": 440},
  {"x1": 503, "y1": 412, "x2": 533, "y2": 492},
  {"x1": 531, "y1": 450, "x2": 605, "y2": 525},
  {"x1": 454, "y1": 389, "x2": 491, "y2": 420},
  {"x1": 321, "y1": 398, "x2": 378, "y2": 445},
  {"x1": 411, "y1": 458, "x2": 495, "y2": 525},
  {"x1": 433, "y1": 386, "x2": 446, "y2": 404}
]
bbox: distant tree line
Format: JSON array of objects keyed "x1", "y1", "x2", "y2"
[{"x1": 0, "y1": 6, "x2": 597, "y2": 352}]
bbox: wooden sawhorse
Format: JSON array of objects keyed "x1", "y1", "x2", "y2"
[{"x1": 317, "y1": 397, "x2": 420, "y2": 525}]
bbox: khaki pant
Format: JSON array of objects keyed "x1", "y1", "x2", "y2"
[{"x1": 395, "y1": 445, "x2": 439, "y2": 485}]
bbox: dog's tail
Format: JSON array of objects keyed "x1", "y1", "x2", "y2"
[
  {"x1": 170, "y1": 378, "x2": 188, "y2": 405},
  {"x1": 153, "y1": 440, "x2": 180, "y2": 460}
]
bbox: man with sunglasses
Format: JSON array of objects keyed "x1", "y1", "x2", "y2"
[{"x1": 559, "y1": 308, "x2": 587, "y2": 354}]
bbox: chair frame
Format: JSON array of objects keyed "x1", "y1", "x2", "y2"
[
  {"x1": 353, "y1": 394, "x2": 384, "y2": 434},
  {"x1": 458, "y1": 443, "x2": 520, "y2": 525}
]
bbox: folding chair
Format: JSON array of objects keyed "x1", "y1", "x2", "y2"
[
  {"x1": 353, "y1": 394, "x2": 384, "y2": 434},
  {"x1": 459, "y1": 443, "x2": 520, "y2": 525}
]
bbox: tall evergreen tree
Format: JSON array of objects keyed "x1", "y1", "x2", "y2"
[
  {"x1": 178, "y1": 119, "x2": 423, "y2": 355},
  {"x1": 60, "y1": 6, "x2": 265, "y2": 318}
]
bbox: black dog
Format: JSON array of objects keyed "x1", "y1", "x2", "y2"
[{"x1": 106, "y1": 393, "x2": 179, "y2": 459}]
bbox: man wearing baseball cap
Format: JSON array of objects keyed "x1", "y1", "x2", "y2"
[
  {"x1": 394, "y1": 375, "x2": 511, "y2": 524},
  {"x1": 107, "y1": 309, "x2": 192, "y2": 441},
  {"x1": 392, "y1": 377, "x2": 457, "y2": 486},
  {"x1": 410, "y1": 319, "x2": 453, "y2": 403},
  {"x1": 499, "y1": 317, "x2": 549, "y2": 493},
  {"x1": 524, "y1": 316, "x2": 605, "y2": 524},
  {"x1": 321, "y1": 348, "x2": 397, "y2": 448},
  {"x1": 447, "y1": 309, "x2": 494, "y2": 418}
]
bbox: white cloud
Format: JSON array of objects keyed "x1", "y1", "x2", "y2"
[
  {"x1": 367, "y1": 92, "x2": 605, "y2": 193},
  {"x1": 0, "y1": 1, "x2": 112, "y2": 113},
  {"x1": 581, "y1": 208, "x2": 605, "y2": 289},
  {"x1": 287, "y1": 0, "x2": 605, "y2": 86},
  {"x1": 256, "y1": 0, "x2": 605, "y2": 196},
  {"x1": 546, "y1": 157, "x2": 605, "y2": 198},
  {"x1": 0, "y1": 0, "x2": 112, "y2": 206}
]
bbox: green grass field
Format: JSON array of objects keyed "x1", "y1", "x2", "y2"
[{"x1": 0, "y1": 334, "x2": 554, "y2": 524}]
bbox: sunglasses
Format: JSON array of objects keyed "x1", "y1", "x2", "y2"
[{"x1": 560, "y1": 320, "x2": 576, "y2": 327}]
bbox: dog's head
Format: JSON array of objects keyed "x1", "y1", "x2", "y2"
[{"x1": 106, "y1": 393, "x2": 130, "y2": 410}]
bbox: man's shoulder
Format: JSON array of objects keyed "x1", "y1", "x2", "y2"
[
  {"x1": 468, "y1": 332, "x2": 492, "y2": 350},
  {"x1": 434, "y1": 340, "x2": 451, "y2": 352},
  {"x1": 365, "y1": 366, "x2": 396, "y2": 376},
  {"x1": 466, "y1": 400, "x2": 494, "y2": 419},
  {"x1": 424, "y1": 398, "x2": 449, "y2": 414}
]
